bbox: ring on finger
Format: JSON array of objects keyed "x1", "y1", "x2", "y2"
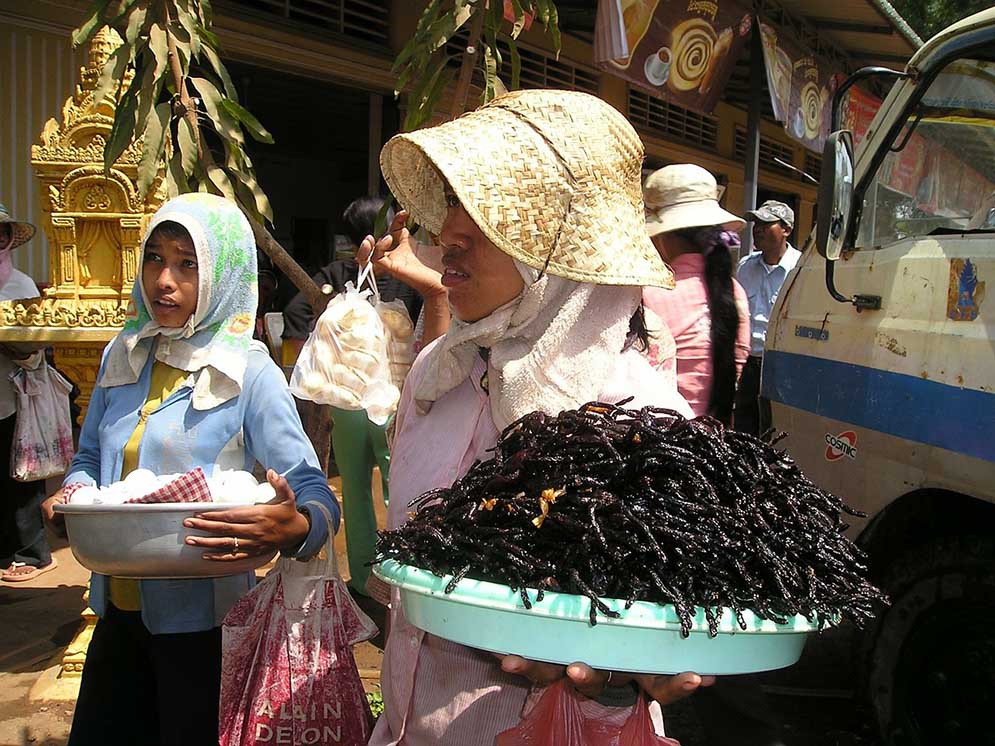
[{"x1": 231, "y1": 536, "x2": 239, "y2": 555}]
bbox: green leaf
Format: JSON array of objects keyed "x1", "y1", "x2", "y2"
[
  {"x1": 206, "y1": 164, "x2": 237, "y2": 203},
  {"x1": 104, "y1": 86, "x2": 139, "y2": 171},
  {"x1": 166, "y1": 147, "x2": 190, "y2": 195},
  {"x1": 536, "y1": 0, "x2": 560, "y2": 56},
  {"x1": 93, "y1": 46, "x2": 129, "y2": 107},
  {"x1": 221, "y1": 99, "x2": 273, "y2": 144},
  {"x1": 105, "y1": 0, "x2": 139, "y2": 35},
  {"x1": 201, "y1": 43, "x2": 238, "y2": 101},
  {"x1": 132, "y1": 58, "x2": 162, "y2": 147},
  {"x1": 392, "y1": 0, "x2": 443, "y2": 72},
  {"x1": 482, "y1": 46, "x2": 498, "y2": 103},
  {"x1": 190, "y1": 76, "x2": 243, "y2": 144},
  {"x1": 199, "y1": 0, "x2": 214, "y2": 28},
  {"x1": 137, "y1": 101, "x2": 170, "y2": 196},
  {"x1": 508, "y1": 38, "x2": 521, "y2": 89},
  {"x1": 509, "y1": 0, "x2": 526, "y2": 38},
  {"x1": 72, "y1": 0, "x2": 110, "y2": 48},
  {"x1": 124, "y1": 4, "x2": 148, "y2": 49},
  {"x1": 148, "y1": 23, "x2": 168, "y2": 79},
  {"x1": 195, "y1": 22, "x2": 220, "y2": 51},
  {"x1": 241, "y1": 169, "x2": 274, "y2": 223},
  {"x1": 176, "y1": 3, "x2": 201, "y2": 57},
  {"x1": 177, "y1": 115, "x2": 199, "y2": 175}
]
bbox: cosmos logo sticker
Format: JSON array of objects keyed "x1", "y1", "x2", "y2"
[{"x1": 825, "y1": 431, "x2": 857, "y2": 462}]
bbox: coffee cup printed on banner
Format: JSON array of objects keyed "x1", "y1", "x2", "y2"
[{"x1": 644, "y1": 46, "x2": 672, "y2": 86}]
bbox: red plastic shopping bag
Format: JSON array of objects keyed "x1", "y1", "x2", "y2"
[
  {"x1": 496, "y1": 679, "x2": 681, "y2": 746},
  {"x1": 219, "y1": 504, "x2": 378, "y2": 746}
]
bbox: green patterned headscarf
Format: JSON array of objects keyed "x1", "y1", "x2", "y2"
[{"x1": 99, "y1": 193, "x2": 259, "y2": 410}]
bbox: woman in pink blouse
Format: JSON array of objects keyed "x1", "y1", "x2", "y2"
[
  {"x1": 360, "y1": 91, "x2": 710, "y2": 745},
  {"x1": 641, "y1": 164, "x2": 751, "y2": 424}
]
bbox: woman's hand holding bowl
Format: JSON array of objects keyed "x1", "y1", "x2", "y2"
[
  {"x1": 498, "y1": 654, "x2": 714, "y2": 705},
  {"x1": 183, "y1": 470, "x2": 311, "y2": 561}
]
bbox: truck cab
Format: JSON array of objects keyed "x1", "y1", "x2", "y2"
[{"x1": 763, "y1": 9, "x2": 995, "y2": 745}]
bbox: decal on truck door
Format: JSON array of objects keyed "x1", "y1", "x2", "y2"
[
  {"x1": 825, "y1": 431, "x2": 858, "y2": 461},
  {"x1": 947, "y1": 259, "x2": 985, "y2": 321}
]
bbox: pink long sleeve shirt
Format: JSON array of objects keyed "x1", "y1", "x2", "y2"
[
  {"x1": 642, "y1": 253, "x2": 751, "y2": 418},
  {"x1": 369, "y1": 341, "x2": 692, "y2": 746}
]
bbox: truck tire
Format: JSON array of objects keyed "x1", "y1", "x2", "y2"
[{"x1": 864, "y1": 537, "x2": 995, "y2": 745}]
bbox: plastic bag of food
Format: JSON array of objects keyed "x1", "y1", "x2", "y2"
[
  {"x1": 495, "y1": 680, "x2": 679, "y2": 746},
  {"x1": 376, "y1": 298, "x2": 415, "y2": 394},
  {"x1": 289, "y1": 263, "x2": 399, "y2": 425}
]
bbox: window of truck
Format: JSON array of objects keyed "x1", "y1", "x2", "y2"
[{"x1": 855, "y1": 57, "x2": 995, "y2": 249}]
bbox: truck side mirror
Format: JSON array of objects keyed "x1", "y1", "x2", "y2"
[{"x1": 816, "y1": 131, "x2": 855, "y2": 261}]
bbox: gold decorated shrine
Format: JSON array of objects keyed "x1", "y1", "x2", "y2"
[{"x1": 0, "y1": 27, "x2": 163, "y2": 418}]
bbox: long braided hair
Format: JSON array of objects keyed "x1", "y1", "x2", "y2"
[{"x1": 672, "y1": 226, "x2": 742, "y2": 424}]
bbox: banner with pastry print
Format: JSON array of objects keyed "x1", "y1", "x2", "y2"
[
  {"x1": 597, "y1": 0, "x2": 753, "y2": 114},
  {"x1": 759, "y1": 22, "x2": 836, "y2": 152}
]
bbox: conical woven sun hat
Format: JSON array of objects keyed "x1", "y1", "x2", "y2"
[{"x1": 380, "y1": 89, "x2": 674, "y2": 289}]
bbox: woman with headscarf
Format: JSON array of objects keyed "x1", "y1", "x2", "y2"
[
  {"x1": 41, "y1": 193, "x2": 339, "y2": 746},
  {"x1": 360, "y1": 89, "x2": 708, "y2": 745},
  {"x1": 641, "y1": 164, "x2": 751, "y2": 424}
]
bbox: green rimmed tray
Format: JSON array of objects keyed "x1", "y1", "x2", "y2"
[{"x1": 374, "y1": 559, "x2": 824, "y2": 675}]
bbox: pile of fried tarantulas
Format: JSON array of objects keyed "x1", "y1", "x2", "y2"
[{"x1": 375, "y1": 402, "x2": 887, "y2": 637}]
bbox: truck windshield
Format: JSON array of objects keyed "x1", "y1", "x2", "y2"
[{"x1": 855, "y1": 57, "x2": 995, "y2": 248}]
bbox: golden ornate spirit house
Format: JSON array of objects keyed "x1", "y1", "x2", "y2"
[
  {"x1": 0, "y1": 27, "x2": 162, "y2": 695},
  {"x1": 0, "y1": 26, "x2": 163, "y2": 416}
]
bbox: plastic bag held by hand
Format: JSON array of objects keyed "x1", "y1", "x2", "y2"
[
  {"x1": 219, "y1": 504, "x2": 378, "y2": 746},
  {"x1": 495, "y1": 679, "x2": 681, "y2": 746},
  {"x1": 289, "y1": 262, "x2": 399, "y2": 425}
]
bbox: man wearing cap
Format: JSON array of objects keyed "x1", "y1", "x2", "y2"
[
  {"x1": 734, "y1": 200, "x2": 801, "y2": 435},
  {"x1": 0, "y1": 203, "x2": 57, "y2": 582}
]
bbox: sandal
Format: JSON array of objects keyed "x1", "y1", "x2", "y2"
[{"x1": 1, "y1": 557, "x2": 59, "y2": 582}]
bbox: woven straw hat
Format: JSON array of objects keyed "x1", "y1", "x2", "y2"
[
  {"x1": 643, "y1": 164, "x2": 745, "y2": 236},
  {"x1": 0, "y1": 203, "x2": 36, "y2": 250},
  {"x1": 380, "y1": 89, "x2": 674, "y2": 289}
]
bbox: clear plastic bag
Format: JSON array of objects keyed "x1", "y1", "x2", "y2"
[
  {"x1": 289, "y1": 263, "x2": 399, "y2": 425},
  {"x1": 376, "y1": 298, "x2": 415, "y2": 394},
  {"x1": 495, "y1": 680, "x2": 680, "y2": 746}
]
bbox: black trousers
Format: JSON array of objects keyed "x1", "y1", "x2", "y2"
[
  {"x1": 68, "y1": 604, "x2": 222, "y2": 746},
  {"x1": 733, "y1": 356, "x2": 770, "y2": 437},
  {"x1": 0, "y1": 413, "x2": 51, "y2": 569}
]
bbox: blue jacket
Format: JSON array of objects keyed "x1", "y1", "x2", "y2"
[{"x1": 64, "y1": 344, "x2": 339, "y2": 634}]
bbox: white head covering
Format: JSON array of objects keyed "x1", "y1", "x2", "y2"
[
  {"x1": 413, "y1": 261, "x2": 640, "y2": 431},
  {"x1": 99, "y1": 194, "x2": 259, "y2": 410}
]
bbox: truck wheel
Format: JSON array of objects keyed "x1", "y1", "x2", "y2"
[{"x1": 865, "y1": 537, "x2": 995, "y2": 745}]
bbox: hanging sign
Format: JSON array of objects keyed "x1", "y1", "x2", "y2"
[
  {"x1": 759, "y1": 21, "x2": 836, "y2": 152},
  {"x1": 596, "y1": 0, "x2": 753, "y2": 114}
]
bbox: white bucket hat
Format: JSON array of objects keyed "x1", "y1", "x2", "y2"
[{"x1": 643, "y1": 164, "x2": 745, "y2": 237}]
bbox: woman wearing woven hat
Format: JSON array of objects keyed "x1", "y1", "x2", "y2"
[
  {"x1": 642, "y1": 165, "x2": 751, "y2": 424},
  {"x1": 0, "y1": 203, "x2": 59, "y2": 582},
  {"x1": 361, "y1": 90, "x2": 709, "y2": 746}
]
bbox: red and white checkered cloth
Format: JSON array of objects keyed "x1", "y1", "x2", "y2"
[
  {"x1": 62, "y1": 482, "x2": 89, "y2": 503},
  {"x1": 124, "y1": 467, "x2": 212, "y2": 504}
]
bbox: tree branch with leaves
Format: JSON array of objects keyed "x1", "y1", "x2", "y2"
[{"x1": 74, "y1": 0, "x2": 324, "y2": 313}]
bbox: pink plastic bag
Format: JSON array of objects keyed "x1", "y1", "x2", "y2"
[
  {"x1": 496, "y1": 679, "x2": 681, "y2": 746},
  {"x1": 219, "y1": 504, "x2": 378, "y2": 746}
]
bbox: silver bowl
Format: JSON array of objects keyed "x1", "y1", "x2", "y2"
[{"x1": 54, "y1": 502, "x2": 277, "y2": 578}]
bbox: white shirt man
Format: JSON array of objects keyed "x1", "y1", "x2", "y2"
[{"x1": 734, "y1": 200, "x2": 801, "y2": 435}]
